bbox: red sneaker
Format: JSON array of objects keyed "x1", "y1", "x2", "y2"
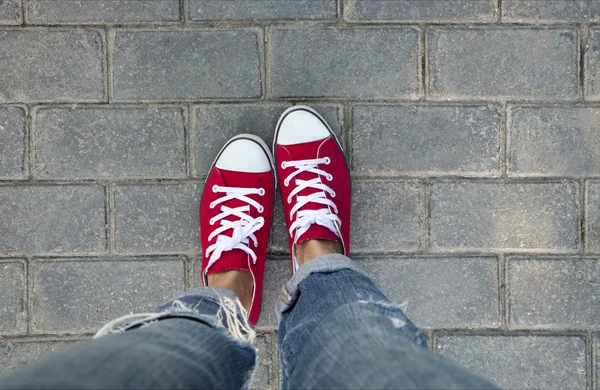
[
  {"x1": 200, "y1": 134, "x2": 275, "y2": 326},
  {"x1": 273, "y1": 106, "x2": 351, "y2": 273}
]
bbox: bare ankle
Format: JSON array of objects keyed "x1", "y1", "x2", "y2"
[
  {"x1": 207, "y1": 270, "x2": 254, "y2": 311},
  {"x1": 295, "y1": 239, "x2": 343, "y2": 267}
]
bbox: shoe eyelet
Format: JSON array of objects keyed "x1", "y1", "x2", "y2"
[
  {"x1": 258, "y1": 206, "x2": 264, "y2": 213},
  {"x1": 281, "y1": 162, "x2": 287, "y2": 169},
  {"x1": 212, "y1": 185, "x2": 218, "y2": 193},
  {"x1": 283, "y1": 179, "x2": 289, "y2": 187},
  {"x1": 327, "y1": 174, "x2": 333, "y2": 181},
  {"x1": 324, "y1": 157, "x2": 331, "y2": 165},
  {"x1": 330, "y1": 191, "x2": 336, "y2": 198},
  {"x1": 209, "y1": 218, "x2": 215, "y2": 225},
  {"x1": 209, "y1": 202, "x2": 216, "y2": 209},
  {"x1": 287, "y1": 196, "x2": 292, "y2": 204},
  {"x1": 258, "y1": 188, "x2": 265, "y2": 196}
]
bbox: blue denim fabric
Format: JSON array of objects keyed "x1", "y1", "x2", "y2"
[{"x1": 0, "y1": 255, "x2": 498, "y2": 389}]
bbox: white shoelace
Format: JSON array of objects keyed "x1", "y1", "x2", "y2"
[
  {"x1": 205, "y1": 185, "x2": 265, "y2": 272},
  {"x1": 282, "y1": 157, "x2": 341, "y2": 244}
]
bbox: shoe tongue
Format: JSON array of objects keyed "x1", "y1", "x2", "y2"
[
  {"x1": 205, "y1": 168, "x2": 260, "y2": 275},
  {"x1": 282, "y1": 137, "x2": 341, "y2": 245}
]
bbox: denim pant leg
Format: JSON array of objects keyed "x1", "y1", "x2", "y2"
[
  {"x1": 0, "y1": 288, "x2": 257, "y2": 390},
  {"x1": 277, "y1": 254, "x2": 498, "y2": 389}
]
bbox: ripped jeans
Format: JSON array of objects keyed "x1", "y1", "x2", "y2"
[{"x1": 0, "y1": 254, "x2": 497, "y2": 389}]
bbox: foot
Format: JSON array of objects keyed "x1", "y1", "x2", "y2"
[
  {"x1": 273, "y1": 106, "x2": 351, "y2": 272},
  {"x1": 200, "y1": 134, "x2": 275, "y2": 325}
]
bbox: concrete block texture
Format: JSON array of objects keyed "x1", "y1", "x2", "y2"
[
  {"x1": 0, "y1": 106, "x2": 27, "y2": 179},
  {"x1": 437, "y1": 335, "x2": 587, "y2": 389},
  {"x1": 586, "y1": 28, "x2": 600, "y2": 99},
  {"x1": 508, "y1": 257, "x2": 600, "y2": 329},
  {"x1": 588, "y1": 181, "x2": 600, "y2": 253},
  {"x1": 0, "y1": 29, "x2": 105, "y2": 103},
  {"x1": 361, "y1": 257, "x2": 500, "y2": 329},
  {"x1": 189, "y1": 0, "x2": 337, "y2": 21},
  {"x1": 31, "y1": 258, "x2": 185, "y2": 333},
  {"x1": 254, "y1": 333, "x2": 279, "y2": 390},
  {"x1": 113, "y1": 30, "x2": 262, "y2": 100},
  {"x1": 503, "y1": 0, "x2": 600, "y2": 22},
  {"x1": 192, "y1": 104, "x2": 342, "y2": 177},
  {"x1": 430, "y1": 181, "x2": 581, "y2": 252},
  {"x1": 114, "y1": 183, "x2": 203, "y2": 253},
  {"x1": 352, "y1": 103, "x2": 501, "y2": 176},
  {"x1": 0, "y1": 260, "x2": 26, "y2": 334},
  {"x1": 0, "y1": 340, "x2": 76, "y2": 374},
  {"x1": 508, "y1": 105, "x2": 600, "y2": 177},
  {"x1": 427, "y1": 27, "x2": 579, "y2": 100},
  {"x1": 345, "y1": 0, "x2": 497, "y2": 22},
  {"x1": 0, "y1": 0, "x2": 21, "y2": 24},
  {"x1": 27, "y1": 0, "x2": 181, "y2": 24},
  {"x1": 0, "y1": 185, "x2": 107, "y2": 253},
  {"x1": 33, "y1": 106, "x2": 186, "y2": 179},
  {"x1": 350, "y1": 181, "x2": 425, "y2": 252},
  {"x1": 270, "y1": 27, "x2": 421, "y2": 98}
]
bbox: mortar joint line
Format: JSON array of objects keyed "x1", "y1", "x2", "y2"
[
  {"x1": 580, "y1": 23, "x2": 589, "y2": 101},
  {"x1": 500, "y1": 102, "x2": 508, "y2": 178},
  {"x1": 107, "y1": 184, "x2": 116, "y2": 254},
  {"x1": 499, "y1": 253, "x2": 508, "y2": 330},
  {"x1": 581, "y1": 178, "x2": 587, "y2": 254},
  {"x1": 106, "y1": 28, "x2": 115, "y2": 103},
  {"x1": 420, "y1": 23, "x2": 427, "y2": 100},
  {"x1": 25, "y1": 254, "x2": 34, "y2": 335}
]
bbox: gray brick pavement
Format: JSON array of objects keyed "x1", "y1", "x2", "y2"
[
  {"x1": 0, "y1": 106, "x2": 27, "y2": 180},
  {"x1": 32, "y1": 258, "x2": 185, "y2": 333},
  {"x1": 189, "y1": 0, "x2": 337, "y2": 21},
  {"x1": 508, "y1": 105, "x2": 600, "y2": 177},
  {"x1": 437, "y1": 335, "x2": 587, "y2": 389},
  {"x1": 508, "y1": 257, "x2": 600, "y2": 329},
  {"x1": 430, "y1": 181, "x2": 581, "y2": 252},
  {"x1": 345, "y1": 0, "x2": 497, "y2": 22},
  {"x1": 0, "y1": 1, "x2": 597, "y2": 388},
  {"x1": 27, "y1": 0, "x2": 181, "y2": 24},
  {"x1": 0, "y1": 29, "x2": 105, "y2": 103},
  {"x1": 427, "y1": 27, "x2": 579, "y2": 100},
  {"x1": 587, "y1": 181, "x2": 600, "y2": 253}
]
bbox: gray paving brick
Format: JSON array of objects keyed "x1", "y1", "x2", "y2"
[
  {"x1": 113, "y1": 31, "x2": 261, "y2": 101},
  {"x1": 0, "y1": 340, "x2": 76, "y2": 374},
  {"x1": 32, "y1": 258, "x2": 185, "y2": 333},
  {"x1": 596, "y1": 334, "x2": 600, "y2": 390},
  {"x1": 437, "y1": 335, "x2": 587, "y2": 389},
  {"x1": 430, "y1": 182, "x2": 581, "y2": 252},
  {"x1": 193, "y1": 104, "x2": 342, "y2": 177},
  {"x1": 351, "y1": 181, "x2": 424, "y2": 252},
  {"x1": 503, "y1": 0, "x2": 600, "y2": 22},
  {"x1": 0, "y1": 260, "x2": 26, "y2": 334},
  {"x1": 588, "y1": 181, "x2": 600, "y2": 253},
  {"x1": 427, "y1": 27, "x2": 579, "y2": 100},
  {"x1": 361, "y1": 257, "x2": 500, "y2": 329},
  {"x1": 508, "y1": 257, "x2": 600, "y2": 329},
  {"x1": 270, "y1": 28, "x2": 420, "y2": 98},
  {"x1": 586, "y1": 28, "x2": 600, "y2": 99},
  {"x1": 115, "y1": 183, "x2": 202, "y2": 253},
  {"x1": 352, "y1": 104, "x2": 501, "y2": 176},
  {"x1": 34, "y1": 106, "x2": 186, "y2": 179},
  {"x1": 0, "y1": 0, "x2": 21, "y2": 24},
  {"x1": 0, "y1": 106, "x2": 27, "y2": 179},
  {"x1": 345, "y1": 0, "x2": 496, "y2": 22},
  {"x1": 190, "y1": 0, "x2": 336, "y2": 21},
  {"x1": 508, "y1": 105, "x2": 600, "y2": 177},
  {"x1": 0, "y1": 185, "x2": 106, "y2": 253},
  {"x1": 0, "y1": 29, "x2": 105, "y2": 103},
  {"x1": 253, "y1": 333, "x2": 277, "y2": 390},
  {"x1": 27, "y1": 0, "x2": 180, "y2": 24},
  {"x1": 256, "y1": 259, "x2": 290, "y2": 329}
]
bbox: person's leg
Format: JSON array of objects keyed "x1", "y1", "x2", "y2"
[
  {"x1": 0, "y1": 288, "x2": 257, "y2": 390},
  {"x1": 277, "y1": 248, "x2": 498, "y2": 389}
]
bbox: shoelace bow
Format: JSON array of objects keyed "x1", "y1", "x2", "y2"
[
  {"x1": 205, "y1": 185, "x2": 265, "y2": 272},
  {"x1": 282, "y1": 157, "x2": 341, "y2": 243}
]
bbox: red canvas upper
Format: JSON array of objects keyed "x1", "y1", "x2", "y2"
[
  {"x1": 275, "y1": 135, "x2": 351, "y2": 271},
  {"x1": 200, "y1": 166, "x2": 274, "y2": 326}
]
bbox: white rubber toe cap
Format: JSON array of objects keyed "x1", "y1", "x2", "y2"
[
  {"x1": 215, "y1": 137, "x2": 272, "y2": 173},
  {"x1": 276, "y1": 108, "x2": 330, "y2": 146}
]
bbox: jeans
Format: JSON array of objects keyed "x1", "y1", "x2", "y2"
[{"x1": 0, "y1": 254, "x2": 497, "y2": 389}]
